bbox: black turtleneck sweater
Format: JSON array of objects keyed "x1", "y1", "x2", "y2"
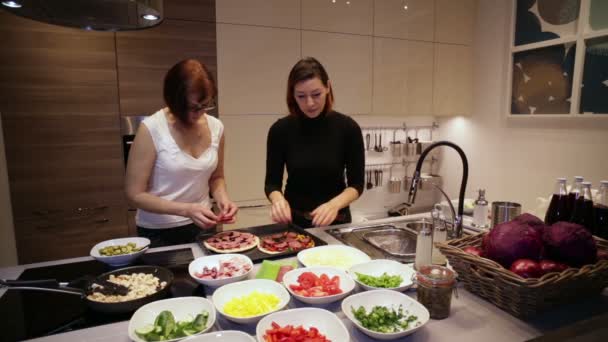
[{"x1": 264, "y1": 111, "x2": 365, "y2": 217}]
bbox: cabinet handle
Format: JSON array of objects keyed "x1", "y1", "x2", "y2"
[
  {"x1": 76, "y1": 205, "x2": 108, "y2": 213},
  {"x1": 32, "y1": 209, "x2": 62, "y2": 216},
  {"x1": 94, "y1": 218, "x2": 110, "y2": 224}
]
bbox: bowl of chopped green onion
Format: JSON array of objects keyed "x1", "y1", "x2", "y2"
[
  {"x1": 348, "y1": 259, "x2": 415, "y2": 292},
  {"x1": 90, "y1": 237, "x2": 150, "y2": 266},
  {"x1": 341, "y1": 289, "x2": 429, "y2": 340}
]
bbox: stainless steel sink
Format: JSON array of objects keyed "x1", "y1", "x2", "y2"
[{"x1": 326, "y1": 219, "x2": 431, "y2": 263}]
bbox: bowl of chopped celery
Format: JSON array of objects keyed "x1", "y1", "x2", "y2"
[
  {"x1": 211, "y1": 279, "x2": 290, "y2": 324},
  {"x1": 341, "y1": 290, "x2": 429, "y2": 340},
  {"x1": 297, "y1": 245, "x2": 371, "y2": 270},
  {"x1": 348, "y1": 259, "x2": 415, "y2": 292},
  {"x1": 90, "y1": 237, "x2": 150, "y2": 267},
  {"x1": 128, "y1": 297, "x2": 216, "y2": 342}
]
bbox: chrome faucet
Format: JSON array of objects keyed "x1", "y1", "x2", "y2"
[{"x1": 406, "y1": 141, "x2": 469, "y2": 239}]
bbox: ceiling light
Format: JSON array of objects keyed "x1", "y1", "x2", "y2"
[
  {"x1": 142, "y1": 14, "x2": 159, "y2": 21},
  {"x1": 2, "y1": 1, "x2": 22, "y2": 8},
  {"x1": 404, "y1": 5, "x2": 408, "y2": 10}
]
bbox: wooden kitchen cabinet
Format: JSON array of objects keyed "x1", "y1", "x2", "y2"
[
  {"x1": 432, "y1": 43, "x2": 473, "y2": 116},
  {"x1": 216, "y1": 0, "x2": 300, "y2": 29},
  {"x1": 302, "y1": 0, "x2": 373, "y2": 35},
  {"x1": 372, "y1": 37, "x2": 434, "y2": 116},
  {"x1": 216, "y1": 24, "x2": 300, "y2": 115},
  {"x1": 0, "y1": 12, "x2": 128, "y2": 263},
  {"x1": 116, "y1": 18, "x2": 217, "y2": 116},
  {"x1": 374, "y1": 0, "x2": 434, "y2": 41},
  {"x1": 302, "y1": 31, "x2": 373, "y2": 115},
  {"x1": 434, "y1": 0, "x2": 476, "y2": 45}
]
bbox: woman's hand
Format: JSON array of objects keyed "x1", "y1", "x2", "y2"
[
  {"x1": 217, "y1": 199, "x2": 239, "y2": 224},
  {"x1": 186, "y1": 203, "x2": 219, "y2": 228},
  {"x1": 270, "y1": 197, "x2": 292, "y2": 224},
  {"x1": 311, "y1": 202, "x2": 340, "y2": 227}
]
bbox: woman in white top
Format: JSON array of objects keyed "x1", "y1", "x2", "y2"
[{"x1": 125, "y1": 59, "x2": 238, "y2": 247}]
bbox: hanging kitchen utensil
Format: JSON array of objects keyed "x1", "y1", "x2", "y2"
[
  {"x1": 374, "y1": 132, "x2": 379, "y2": 152},
  {"x1": 0, "y1": 265, "x2": 173, "y2": 314},
  {"x1": 366, "y1": 170, "x2": 373, "y2": 190},
  {"x1": 365, "y1": 133, "x2": 371, "y2": 151}
]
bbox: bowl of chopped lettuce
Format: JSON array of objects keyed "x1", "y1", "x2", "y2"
[
  {"x1": 348, "y1": 259, "x2": 415, "y2": 292},
  {"x1": 341, "y1": 289, "x2": 429, "y2": 340},
  {"x1": 128, "y1": 297, "x2": 216, "y2": 342},
  {"x1": 211, "y1": 279, "x2": 290, "y2": 324},
  {"x1": 297, "y1": 245, "x2": 371, "y2": 270}
]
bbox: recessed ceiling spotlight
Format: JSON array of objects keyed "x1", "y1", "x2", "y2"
[
  {"x1": 404, "y1": 5, "x2": 408, "y2": 10},
  {"x1": 142, "y1": 14, "x2": 159, "y2": 21},
  {"x1": 2, "y1": 1, "x2": 22, "y2": 8}
]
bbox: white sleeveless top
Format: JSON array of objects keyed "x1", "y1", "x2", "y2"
[{"x1": 136, "y1": 109, "x2": 224, "y2": 229}]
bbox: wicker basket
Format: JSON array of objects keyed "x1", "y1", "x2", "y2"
[{"x1": 435, "y1": 233, "x2": 608, "y2": 319}]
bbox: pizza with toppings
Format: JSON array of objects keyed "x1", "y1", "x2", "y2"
[
  {"x1": 258, "y1": 231, "x2": 315, "y2": 254},
  {"x1": 203, "y1": 231, "x2": 259, "y2": 253}
]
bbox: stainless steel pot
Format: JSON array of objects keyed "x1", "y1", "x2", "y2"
[{"x1": 390, "y1": 141, "x2": 402, "y2": 157}]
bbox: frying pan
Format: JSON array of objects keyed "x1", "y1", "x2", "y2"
[{"x1": 0, "y1": 265, "x2": 173, "y2": 314}]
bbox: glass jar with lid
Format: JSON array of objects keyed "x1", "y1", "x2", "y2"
[{"x1": 415, "y1": 265, "x2": 456, "y2": 319}]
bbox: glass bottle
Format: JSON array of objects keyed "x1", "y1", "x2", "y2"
[
  {"x1": 431, "y1": 204, "x2": 447, "y2": 265},
  {"x1": 415, "y1": 223, "x2": 433, "y2": 270},
  {"x1": 594, "y1": 180, "x2": 608, "y2": 239},
  {"x1": 567, "y1": 176, "x2": 584, "y2": 219},
  {"x1": 570, "y1": 181, "x2": 594, "y2": 232},
  {"x1": 545, "y1": 178, "x2": 570, "y2": 225},
  {"x1": 473, "y1": 189, "x2": 489, "y2": 228}
]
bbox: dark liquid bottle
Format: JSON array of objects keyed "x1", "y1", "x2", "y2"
[
  {"x1": 594, "y1": 181, "x2": 608, "y2": 239},
  {"x1": 545, "y1": 178, "x2": 570, "y2": 225},
  {"x1": 567, "y1": 176, "x2": 584, "y2": 220},
  {"x1": 570, "y1": 182, "x2": 594, "y2": 233}
]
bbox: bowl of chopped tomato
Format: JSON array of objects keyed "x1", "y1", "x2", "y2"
[
  {"x1": 256, "y1": 308, "x2": 349, "y2": 342},
  {"x1": 281, "y1": 266, "x2": 355, "y2": 305}
]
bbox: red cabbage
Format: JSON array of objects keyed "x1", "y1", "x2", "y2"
[
  {"x1": 514, "y1": 213, "x2": 546, "y2": 234},
  {"x1": 484, "y1": 221, "x2": 544, "y2": 268},
  {"x1": 543, "y1": 222, "x2": 597, "y2": 267}
]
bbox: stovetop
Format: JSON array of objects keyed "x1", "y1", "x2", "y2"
[{"x1": 0, "y1": 248, "x2": 202, "y2": 341}]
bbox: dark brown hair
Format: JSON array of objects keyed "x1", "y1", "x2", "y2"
[
  {"x1": 163, "y1": 59, "x2": 217, "y2": 124},
  {"x1": 286, "y1": 57, "x2": 334, "y2": 116}
]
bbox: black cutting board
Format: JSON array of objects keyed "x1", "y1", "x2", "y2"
[{"x1": 196, "y1": 223, "x2": 327, "y2": 263}]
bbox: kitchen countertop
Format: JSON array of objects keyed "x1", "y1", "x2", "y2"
[{"x1": 1, "y1": 214, "x2": 607, "y2": 342}]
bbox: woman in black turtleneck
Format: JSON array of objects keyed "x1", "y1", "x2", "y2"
[{"x1": 264, "y1": 57, "x2": 365, "y2": 228}]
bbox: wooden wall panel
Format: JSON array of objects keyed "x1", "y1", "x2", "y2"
[
  {"x1": 165, "y1": 0, "x2": 216, "y2": 22},
  {"x1": 116, "y1": 19, "x2": 217, "y2": 116},
  {"x1": 0, "y1": 11, "x2": 128, "y2": 263}
]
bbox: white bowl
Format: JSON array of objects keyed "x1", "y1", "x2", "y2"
[
  {"x1": 188, "y1": 254, "x2": 253, "y2": 287},
  {"x1": 128, "y1": 297, "x2": 216, "y2": 342},
  {"x1": 348, "y1": 259, "x2": 415, "y2": 292},
  {"x1": 342, "y1": 290, "x2": 429, "y2": 340},
  {"x1": 282, "y1": 266, "x2": 355, "y2": 304},
  {"x1": 211, "y1": 279, "x2": 290, "y2": 324},
  {"x1": 297, "y1": 245, "x2": 371, "y2": 270},
  {"x1": 256, "y1": 308, "x2": 349, "y2": 342},
  {"x1": 183, "y1": 330, "x2": 255, "y2": 342},
  {"x1": 90, "y1": 237, "x2": 150, "y2": 267}
]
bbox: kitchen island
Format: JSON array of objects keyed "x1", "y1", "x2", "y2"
[{"x1": 1, "y1": 214, "x2": 607, "y2": 342}]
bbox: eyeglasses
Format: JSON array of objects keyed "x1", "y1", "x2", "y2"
[{"x1": 188, "y1": 99, "x2": 216, "y2": 113}]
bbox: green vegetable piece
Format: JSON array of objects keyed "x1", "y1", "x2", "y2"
[
  {"x1": 135, "y1": 324, "x2": 155, "y2": 337},
  {"x1": 191, "y1": 312, "x2": 209, "y2": 331},
  {"x1": 154, "y1": 310, "x2": 176, "y2": 337}
]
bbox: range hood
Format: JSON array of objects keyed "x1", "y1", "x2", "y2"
[{"x1": 0, "y1": 0, "x2": 163, "y2": 31}]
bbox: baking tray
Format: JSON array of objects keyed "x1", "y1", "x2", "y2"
[{"x1": 196, "y1": 223, "x2": 328, "y2": 263}]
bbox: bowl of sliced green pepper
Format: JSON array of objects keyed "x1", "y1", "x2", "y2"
[
  {"x1": 348, "y1": 259, "x2": 415, "y2": 292},
  {"x1": 90, "y1": 237, "x2": 150, "y2": 266}
]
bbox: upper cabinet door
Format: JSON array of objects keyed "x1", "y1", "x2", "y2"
[
  {"x1": 217, "y1": 24, "x2": 301, "y2": 115},
  {"x1": 373, "y1": 38, "x2": 434, "y2": 116},
  {"x1": 302, "y1": 31, "x2": 373, "y2": 115},
  {"x1": 302, "y1": 0, "x2": 373, "y2": 35},
  {"x1": 216, "y1": 0, "x2": 301, "y2": 29},
  {"x1": 433, "y1": 44, "x2": 473, "y2": 116},
  {"x1": 374, "y1": 0, "x2": 434, "y2": 41},
  {"x1": 435, "y1": 0, "x2": 476, "y2": 45}
]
